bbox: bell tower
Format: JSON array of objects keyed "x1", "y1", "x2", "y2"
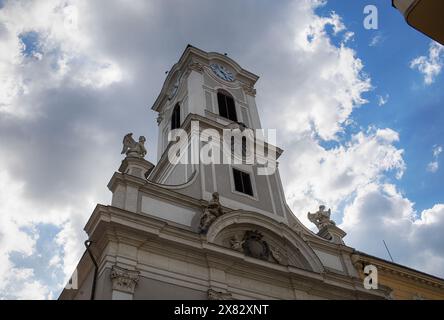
[{"x1": 148, "y1": 45, "x2": 296, "y2": 225}]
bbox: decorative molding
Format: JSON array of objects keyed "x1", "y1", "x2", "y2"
[
  {"x1": 110, "y1": 265, "x2": 140, "y2": 294},
  {"x1": 208, "y1": 289, "x2": 233, "y2": 300},
  {"x1": 242, "y1": 84, "x2": 256, "y2": 97},
  {"x1": 351, "y1": 254, "x2": 444, "y2": 289},
  {"x1": 188, "y1": 62, "x2": 204, "y2": 73}
]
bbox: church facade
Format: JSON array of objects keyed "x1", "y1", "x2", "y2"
[{"x1": 59, "y1": 45, "x2": 444, "y2": 300}]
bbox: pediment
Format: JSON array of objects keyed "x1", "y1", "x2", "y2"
[{"x1": 206, "y1": 210, "x2": 324, "y2": 273}]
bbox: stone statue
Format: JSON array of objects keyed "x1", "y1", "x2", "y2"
[
  {"x1": 307, "y1": 205, "x2": 335, "y2": 230},
  {"x1": 199, "y1": 192, "x2": 224, "y2": 234},
  {"x1": 121, "y1": 133, "x2": 147, "y2": 158}
]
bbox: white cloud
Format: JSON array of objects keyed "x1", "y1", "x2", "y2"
[
  {"x1": 0, "y1": 169, "x2": 91, "y2": 299},
  {"x1": 0, "y1": 0, "x2": 123, "y2": 118},
  {"x1": 410, "y1": 41, "x2": 444, "y2": 85},
  {"x1": 427, "y1": 145, "x2": 442, "y2": 173},
  {"x1": 0, "y1": 0, "x2": 443, "y2": 300},
  {"x1": 341, "y1": 185, "x2": 444, "y2": 277},
  {"x1": 433, "y1": 145, "x2": 443, "y2": 158},
  {"x1": 427, "y1": 161, "x2": 439, "y2": 173},
  {"x1": 369, "y1": 34, "x2": 383, "y2": 47},
  {"x1": 377, "y1": 94, "x2": 389, "y2": 106},
  {"x1": 283, "y1": 128, "x2": 405, "y2": 227},
  {"x1": 258, "y1": 2, "x2": 371, "y2": 141}
]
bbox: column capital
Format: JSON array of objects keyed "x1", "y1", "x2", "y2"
[{"x1": 110, "y1": 265, "x2": 140, "y2": 295}]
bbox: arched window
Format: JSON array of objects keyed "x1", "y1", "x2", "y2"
[
  {"x1": 171, "y1": 104, "x2": 180, "y2": 130},
  {"x1": 217, "y1": 91, "x2": 237, "y2": 122}
]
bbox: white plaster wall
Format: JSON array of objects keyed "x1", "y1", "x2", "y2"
[
  {"x1": 141, "y1": 195, "x2": 197, "y2": 226},
  {"x1": 314, "y1": 249, "x2": 344, "y2": 271}
]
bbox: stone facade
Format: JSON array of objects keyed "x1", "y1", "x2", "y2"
[{"x1": 59, "y1": 45, "x2": 444, "y2": 300}]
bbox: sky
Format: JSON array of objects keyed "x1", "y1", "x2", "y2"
[{"x1": 0, "y1": 0, "x2": 443, "y2": 299}]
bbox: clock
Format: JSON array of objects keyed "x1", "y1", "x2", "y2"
[{"x1": 210, "y1": 63, "x2": 234, "y2": 82}]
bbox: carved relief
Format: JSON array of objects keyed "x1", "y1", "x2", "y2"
[
  {"x1": 208, "y1": 289, "x2": 233, "y2": 300},
  {"x1": 269, "y1": 245, "x2": 288, "y2": 264},
  {"x1": 242, "y1": 230, "x2": 270, "y2": 261},
  {"x1": 351, "y1": 254, "x2": 365, "y2": 278},
  {"x1": 188, "y1": 62, "x2": 204, "y2": 72},
  {"x1": 229, "y1": 234, "x2": 244, "y2": 251},
  {"x1": 110, "y1": 265, "x2": 140, "y2": 294},
  {"x1": 242, "y1": 84, "x2": 256, "y2": 97},
  {"x1": 228, "y1": 230, "x2": 292, "y2": 265}
]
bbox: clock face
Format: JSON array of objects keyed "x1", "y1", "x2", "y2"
[{"x1": 210, "y1": 63, "x2": 234, "y2": 82}]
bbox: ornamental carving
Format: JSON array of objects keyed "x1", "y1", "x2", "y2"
[
  {"x1": 241, "y1": 230, "x2": 270, "y2": 261},
  {"x1": 242, "y1": 84, "x2": 256, "y2": 96},
  {"x1": 188, "y1": 62, "x2": 204, "y2": 72},
  {"x1": 229, "y1": 230, "x2": 289, "y2": 265},
  {"x1": 110, "y1": 265, "x2": 140, "y2": 294},
  {"x1": 269, "y1": 245, "x2": 288, "y2": 264},
  {"x1": 207, "y1": 289, "x2": 233, "y2": 300},
  {"x1": 307, "y1": 205, "x2": 335, "y2": 230},
  {"x1": 308, "y1": 205, "x2": 346, "y2": 244}
]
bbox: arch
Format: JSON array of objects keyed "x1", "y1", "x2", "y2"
[
  {"x1": 206, "y1": 210, "x2": 325, "y2": 273},
  {"x1": 171, "y1": 103, "x2": 181, "y2": 130}
]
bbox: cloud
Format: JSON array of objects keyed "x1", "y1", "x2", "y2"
[
  {"x1": 433, "y1": 145, "x2": 443, "y2": 158},
  {"x1": 410, "y1": 41, "x2": 444, "y2": 85},
  {"x1": 427, "y1": 161, "x2": 439, "y2": 173},
  {"x1": 341, "y1": 185, "x2": 444, "y2": 277},
  {"x1": 377, "y1": 94, "x2": 389, "y2": 106},
  {"x1": 427, "y1": 145, "x2": 442, "y2": 173},
  {"x1": 0, "y1": 0, "x2": 443, "y2": 300},
  {"x1": 369, "y1": 34, "x2": 383, "y2": 47},
  {"x1": 283, "y1": 127, "x2": 405, "y2": 227}
]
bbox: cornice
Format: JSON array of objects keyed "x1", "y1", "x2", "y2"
[{"x1": 352, "y1": 252, "x2": 444, "y2": 289}]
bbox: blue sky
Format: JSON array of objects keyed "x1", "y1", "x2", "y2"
[
  {"x1": 0, "y1": 0, "x2": 443, "y2": 299},
  {"x1": 319, "y1": 1, "x2": 444, "y2": 215},
  {"x1": 309, "y1": 1, "x2": 444, "y2": 219}
]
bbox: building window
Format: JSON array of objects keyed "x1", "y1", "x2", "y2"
[
  {"x1": 232, "y1": 168, "x2": 253, "y2": 196},
  {"x1": 217, "y1": 92, "x2": 237, "y2": 122},
  {"x1": 230, "y1": 136, "x2": 247, "y2": 160},
  {"x1": 171, "y1": 104, "x2": 180, "y2": 130}
]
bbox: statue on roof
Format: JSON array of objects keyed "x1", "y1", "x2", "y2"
[
  {"x1": 121, "y1": 133, "x2": 147, "y2": 158},
  {"x1": 307, "y1": 205, "x2": 335, "y2": 230}
]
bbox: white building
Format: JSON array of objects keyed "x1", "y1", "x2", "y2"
[{"x1": 59, "y1": 45, "x2": 390, "y2": 300}]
